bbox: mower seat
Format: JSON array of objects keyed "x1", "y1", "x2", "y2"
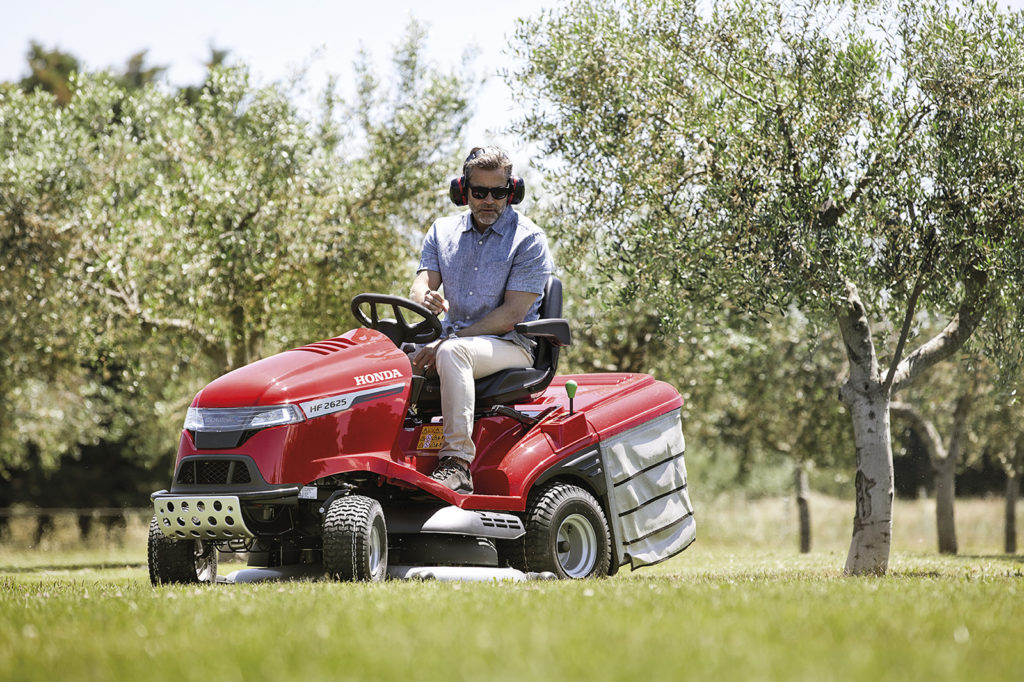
[{"x1": 415, "y1": 276, "x2": 571, "y2": 412}]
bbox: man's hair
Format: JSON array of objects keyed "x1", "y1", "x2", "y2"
[{"x1": 463, "y1": 146, "x2": 513, "y2": 184}]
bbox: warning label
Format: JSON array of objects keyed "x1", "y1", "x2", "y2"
[{"x1": 416, "y1": 425, "x2": 446, "y2": 450}]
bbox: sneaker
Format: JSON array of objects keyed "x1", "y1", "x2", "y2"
[{"x1": 430, "y1": 457, "x2": 474, "y2": 494}]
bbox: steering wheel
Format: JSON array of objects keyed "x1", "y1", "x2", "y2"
[{"x1": 350, "y1": 294, "x2": 443, "y2": 346}]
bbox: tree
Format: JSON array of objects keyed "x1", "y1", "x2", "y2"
[
  {"x1": 965, "y1": 364, "x2": 1024, "y2": 553},
  {"x1": 686, "y1": 310, "x2": 854, "y2": 552},
  {"x1": 0, "y1": 75, "x2": 122, "y2": 476},
  {"x1": 1000, "y1": 440, "x2": 1024, "y2": 554},
  {"x1": 117, "y1": 51, "x2": 167, "y2": 90},
  {"x1": 0, "y1": 23, "x2": 474, "y2": 480},
  {"x1": 511, "y1": 0, "x2": 1024, "y2": 573},
  {"x1": 18, "y1": 42, "x2": 79, "y2": 105},
  {"x1": 890, "y1": 394, "x2": 972, "y2": 554},
  {"x1": 554, "y1": 242, "x2": 855, "y2": 551}
]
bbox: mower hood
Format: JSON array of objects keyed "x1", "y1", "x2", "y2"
[{"x1": 191, "y1": 328, "x2": 411, "y2": 411}]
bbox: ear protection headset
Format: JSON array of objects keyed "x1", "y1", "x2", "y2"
[{"x1": 448, "y1": 148, "x2": 526, "y2": 206}]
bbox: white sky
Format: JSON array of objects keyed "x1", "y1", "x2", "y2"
[
  {"x1": 3, "y1": 0, "x2": 1023, "y2": 161},
  {"x1": 0, "y1": 0, "x2": 559, "y2": 158}
]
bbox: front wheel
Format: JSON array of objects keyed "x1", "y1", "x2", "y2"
[
  {"x1": 147, "y1": 516, "x2": 218, "y2": 585},
  {"x1": 524, "y1": 483, "x2": 611, "y2": 579},
  {"x1": 322, "y1": 495, "x2": 387, "y2": 581}
]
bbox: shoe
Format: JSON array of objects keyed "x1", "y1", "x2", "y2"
[{"x1": 430, "y1": 457, "x2": 474, "y2": 494}]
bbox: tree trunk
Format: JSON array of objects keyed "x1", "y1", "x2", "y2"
[
  {"x1": 934, "y1": 458, "x2": 958, "y2": 554},
  {"x1": 935, "y1": 393, "x2": 971, "y2": 555},
  {"x1": 890, "y1": 393, "x2": 970, "y2": 555},
  {"x1": 842, "y1": 392, "x2": 894, "y2": 575},
  {"x1": 837, "y1": 283, "x2": 894, "y2": 575},
  {"x1": 77, "y1": 512, "x2": 94, "y2": 540},
  {"x1": 33, "y1": 513, "x2": 54, "y2": 547},
  {"x1": 834, "y1": 270, "x2": 985, "y2": 575},
  {"x1": 1005, "y1": 473, "x2": 1019, "y2": 555},
  {"x1": 795, "y1": 462, "x2": 811, "y2": 553}
]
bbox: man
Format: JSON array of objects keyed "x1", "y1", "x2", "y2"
[{"x1": 410, "y1": 146, "x2": 553, "y2": 494}]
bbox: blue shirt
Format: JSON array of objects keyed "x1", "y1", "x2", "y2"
[{"x1": 417, "y1": 207, "x2": 553, "y2": 352}]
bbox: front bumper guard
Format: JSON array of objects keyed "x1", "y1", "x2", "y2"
[{"x1": 151, "y1": 487, "x2": 299, "y2": 540}]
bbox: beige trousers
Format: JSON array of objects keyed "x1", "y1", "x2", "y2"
[{"x1": 435, "y1": 336, "x2": 532, "y2": 464}]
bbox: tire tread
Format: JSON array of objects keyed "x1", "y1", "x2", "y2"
[
  {"x1": 147, "y1": 516, "x2": 217, "y2": 585},
  {"x1": 523, "y1": 482, "x2": 611, "y2": 579},
  {"x1": 322, "y1": 495, "x2": 386, "y2": 581}
]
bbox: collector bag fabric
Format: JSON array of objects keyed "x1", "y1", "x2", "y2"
[{"x1": 600, "y1": 409, "x2": 696, "y2": 569}]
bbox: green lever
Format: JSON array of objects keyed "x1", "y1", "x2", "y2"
[{"x1": 565, "y1": 380, "x2": 578, "y2": 415}]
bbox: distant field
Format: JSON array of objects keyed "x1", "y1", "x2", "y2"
[{"x1": 2, "y1": 495, "x2": 1022, "y2": 682}]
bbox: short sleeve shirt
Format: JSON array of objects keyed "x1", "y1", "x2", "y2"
[{"x1": 417, "y1": 207, "x2": 553, "y2": 352}]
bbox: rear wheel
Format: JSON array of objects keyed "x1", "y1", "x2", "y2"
[
  {"x1": 524, "y1": 483, "x2": 610, "y2": 579},
  {"x1": 322, "y1": 495, "x2": 387, "y2": 581},
  {"x1": 147, "y1": 516, "x2": 218, "y2": 585}
]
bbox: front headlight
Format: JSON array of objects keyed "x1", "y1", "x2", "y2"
[{"x1": 184, "y1": 405, "x2": 306, "y2": 432}]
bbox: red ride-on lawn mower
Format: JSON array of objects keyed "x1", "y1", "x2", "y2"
[{"x1": 148, "y1": 277, "x2": 695, "y2": 584}]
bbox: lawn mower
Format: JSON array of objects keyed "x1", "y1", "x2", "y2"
[{"x1": 147, "y1": 277, "x2": 695, "y2": 583}]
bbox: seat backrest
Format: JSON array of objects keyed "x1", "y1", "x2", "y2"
[
  {"x1": 529, "y1": 276, "x2": 563, "y2": 372},
  {"x1": 539, "y1": 276, "x2": 563, "y2": 318}
]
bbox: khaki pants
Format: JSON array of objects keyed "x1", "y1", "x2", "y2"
[{"x1": 434, "y1": 336, "x2": 532, "y2": 464}]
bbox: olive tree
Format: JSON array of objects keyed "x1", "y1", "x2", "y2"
[
  {"x1": 0, "y1": 77, "x2": 124, "y2": 475},
  {"x1": 63, "y1": 31, "x2": 470, "y2": 374},
  {"x1": 890, "y1": 395, "x2": 973, "y2": 555},
  {"x1": 0, "y1": 24, "x2": 473, "y2": 475},
  {"x1": 511, "y1": 0, "x2": 1024, "y2": 573},
  {"x1": 961, "y1": 364, "x2": 1024, "y2": 553}
]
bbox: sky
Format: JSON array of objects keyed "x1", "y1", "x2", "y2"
[
  {"x1": 0, "y1": 0, "x2": 558, "y2": 165},
  {"x1": 3, "y1": 0, "x2": 1023, "y2": 167}
]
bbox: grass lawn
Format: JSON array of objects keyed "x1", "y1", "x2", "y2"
[{"x1": 2, "y1": 495, "x2": 1023, "y2": 681}]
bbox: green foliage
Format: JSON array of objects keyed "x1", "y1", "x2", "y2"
[
  {"x1": 690, "y1": 310, "x2": 855, "y2": 489},
  {"x1": 512, "y1": 0, "x2": 1024, "y2": 341},
  {"x1": 0, "y1": 79, "x2": 110, "y2": 473},
  {"x1": 0, "y1": 24, "x2": 474, "y2": 476},
  {"x1": 116, "y1": 51, "x2": 167, "y2": 90},
  {"x1": 512, "y1": 0, "x2": 1024, "y2": 517},
  {"x1": 552, "y1": 250, "x2": 856, "y2": 494}
]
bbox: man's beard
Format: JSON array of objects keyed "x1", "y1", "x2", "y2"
[{"x1": 471, "y1": 204, "x2": 504, "y2": 229}]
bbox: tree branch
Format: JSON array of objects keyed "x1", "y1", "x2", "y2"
[
  {"x1": 836, "y1": 280, "x2": 881, "y2": 403},
  {"x1": 691, "y1": 56, "x2": 766, "y2": 108},
  {"x1": 890, "y1": 267, "x2": 989, "y2": 393},
  {"x1": 827, "y1": 105, "x2": 930, "y2": 229},
  {"x1": 882, "y1": 272, "x2": 928, "y2": 393},
  {"x1": 890, "y1": 401, "x2": 947, "y2": 466},
  {"x1": 78, "y1": 276, "x2": 227, "y2": 369}
]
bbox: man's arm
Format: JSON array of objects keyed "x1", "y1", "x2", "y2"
[
  {"x1": 455, "y1": 290, "x2": 539, "y2": 338},
  {"x1": 410, "y1": 269, "x2": 447, "y2": 316},
  {"x1": 409, "y1": 288, "x2": 538, "y2": 375}
]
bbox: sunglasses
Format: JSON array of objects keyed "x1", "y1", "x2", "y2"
[{"x1": 468, "y1": 183, "x2": 511, "y2": 200}]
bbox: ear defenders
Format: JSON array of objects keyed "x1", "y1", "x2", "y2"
[{"x1": 449, "y1": 175, "x2": 526, "y2": 206}]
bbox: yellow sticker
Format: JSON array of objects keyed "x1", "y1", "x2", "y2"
[{"x1": 416, "y1": 425, "x2": 446, "y2": 450}]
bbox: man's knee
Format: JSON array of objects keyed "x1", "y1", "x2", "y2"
[{"x1": 435, "y1": 339, "x2": 473, "y2": 375}]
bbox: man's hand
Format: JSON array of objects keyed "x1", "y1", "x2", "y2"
[
  {"x1": 422, "y1": 289, "x2": 449, "y2": 316},
  {"x1": 411, "y1": 340, "x2": 443, "y2": 376},
  {"x1": 411, "y1": 270, "x2": 448, "y2": 316}
]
